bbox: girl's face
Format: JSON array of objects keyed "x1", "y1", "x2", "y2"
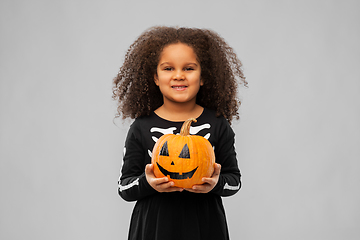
[{"x1": 154, "y1": 43, "x2": 203, "y2": 106}]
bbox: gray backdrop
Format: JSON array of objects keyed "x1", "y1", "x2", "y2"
[{"x1": 1, "y1": 0, "x2": 359, "y2": 239}]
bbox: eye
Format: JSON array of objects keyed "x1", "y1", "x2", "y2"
[
  {"x1": 178, "y1": 144, "x2": 190, "y2": 159},
  {"x1": 184, "y1": 67, "x2": 194, "y2": 71},
  {"x1": 164, "y1": 67, "x2": 173, "y2": 71},
  {"x1": 159, "y1": 141, "x2": 169, "y2": 156}
]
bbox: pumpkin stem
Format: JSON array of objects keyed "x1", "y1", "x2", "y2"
[{"x1": 180, "y1": 118, "x2": 197, "y2": 136}]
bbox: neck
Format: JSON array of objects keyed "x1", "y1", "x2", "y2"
[{"x1": 155, "y1": 101, "x2": 204, "y2": 122}]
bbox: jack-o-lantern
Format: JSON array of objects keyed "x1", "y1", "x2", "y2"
[{"x1": 151, "y1": 118, "x2": 215, "y2": 188}]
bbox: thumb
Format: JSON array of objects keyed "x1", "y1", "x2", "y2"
[
  {"x1": 145, "y1": 164, "x2": 154, "y2": 176},
  {"x1": 213, "y1": 163, "x2": 221, "y2": 176}
]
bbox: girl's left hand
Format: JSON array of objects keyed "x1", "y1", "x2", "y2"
[{"x1": 185, "y1": 163, "x2": 221, "y2": 193}]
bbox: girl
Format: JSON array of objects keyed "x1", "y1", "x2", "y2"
[{"x1": 113, "y1": 26, "x2": 247, "y2": 240}]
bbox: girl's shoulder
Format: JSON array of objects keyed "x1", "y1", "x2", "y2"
[
  {"x1": 193, "y1": 108, "x2": 235, "y2": 147},
  {"x1": 129, "y1": 112, "x2": 158, "y2": 132},
  {"x1": 198, "y1": 108, "x2": 230, "y2": 127}
]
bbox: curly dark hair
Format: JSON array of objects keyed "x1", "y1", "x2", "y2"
[{"x1": 113, "y1": 26, "x2": 247, "y2": 124}]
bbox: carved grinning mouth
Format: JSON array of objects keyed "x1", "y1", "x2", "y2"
[{"x1": 156, "y1": 162, "x2": 198, "y2": 180}]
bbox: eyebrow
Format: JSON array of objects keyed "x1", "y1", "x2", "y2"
[{"x1": 158, "y1": 62, "x2": 199, "y2": 67}]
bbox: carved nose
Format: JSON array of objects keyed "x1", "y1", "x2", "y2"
[{"x1": 171, "y1": 161, "x2": 175, "y2": 165}]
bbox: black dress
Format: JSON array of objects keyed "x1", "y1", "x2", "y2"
[{"x1": 118, "y1": 108, "x2": 241, "y2": 240}]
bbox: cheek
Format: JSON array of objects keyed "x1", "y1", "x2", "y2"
[
  {"x1": 155, "y1": 73, "x2": 171, "y2": 84},
  {"x1": 189, "y1": 73, "x2": 202, "y2": 85}
]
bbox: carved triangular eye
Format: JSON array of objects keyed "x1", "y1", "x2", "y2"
[
  {"x1": 178, "y1": 143, "x2": 190, "y2": 159},
  {"x1": 159, "y1": 141, "x2": 169, "y2": 156}
]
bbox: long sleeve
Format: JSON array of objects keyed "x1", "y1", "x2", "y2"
[
  {"x1": 210, "y1": 118, "x2": 241, "y2": 197},
  {"x1": 117, "y1": 121, "x2": 156, "y2": 202}
]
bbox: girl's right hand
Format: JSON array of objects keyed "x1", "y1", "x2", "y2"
[{"x1": 145, "y1": 164, "x2": 183, "y2": 193}]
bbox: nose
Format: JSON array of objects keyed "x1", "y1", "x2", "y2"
[{"x1": 172, "y1": 70, "x2": 185, "y2": 80}]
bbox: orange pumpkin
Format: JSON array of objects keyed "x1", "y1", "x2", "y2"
[{"x1": 151, "y1": 118, "x2": 215, "y2": 188}]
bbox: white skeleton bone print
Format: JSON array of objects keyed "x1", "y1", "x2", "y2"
[{"x1": 147, "y1": 124, "x2": 211, "y2": 158}]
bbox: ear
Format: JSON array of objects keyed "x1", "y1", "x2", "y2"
[
  {"x1": 154, "y1": 73, "x2": 159, "y2": 86},
  {"x1": 200, "y1": 78, "x2": 204, "y2": 86}
]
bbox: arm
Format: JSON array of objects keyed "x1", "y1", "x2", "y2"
[
  {"x1": 117, "y1": 122, "x2": 157, "y2": 202},
  {"x1": 210, "y1": 119, "x2": 241, "y2": 197}
]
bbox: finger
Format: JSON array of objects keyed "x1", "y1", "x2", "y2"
[
  {"x1": 158, "y1": 182, "x2": 184, "y2": 192},
  {"x1": 184, "y1": 187, "x2": 199, "y2": 193},
  {"x1": 153, "y1": 176, "x2": 170, "y2": 185},
  {"x1": 185, "y1": 184, "x2": 209, "y2": 193},
  {"x1": 145, "y1": 164, "x2": 154, "y2": 177},
  {"x1": 194, "y1": 183, "x2": 211, "y2": 191},
  {"x1": 201, "y1": 177, "x2": 215, "y2": 185},
  {"x1": 164, "y1": 186, "x2": 184, "y2": 192},
  {"x1": 212, "y1": 163, "x2": 221, "y2": 176},
  {"x1": 184, "y1": 188, "x2": 197, "y2": 193},
  {"x1": 202, "y1": 165, "x2": 220, "y2": 184},
  {"x1": 151, "y1": 177, "x2": 173, "y2": 189}
]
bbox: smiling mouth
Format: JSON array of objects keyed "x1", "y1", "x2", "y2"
[
  {"x1": 156, "y1": 162, "x2": 198, "y2": 180},
  {"x1": 172, "y1": 86, "x2": 187, "y2": 89}
]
